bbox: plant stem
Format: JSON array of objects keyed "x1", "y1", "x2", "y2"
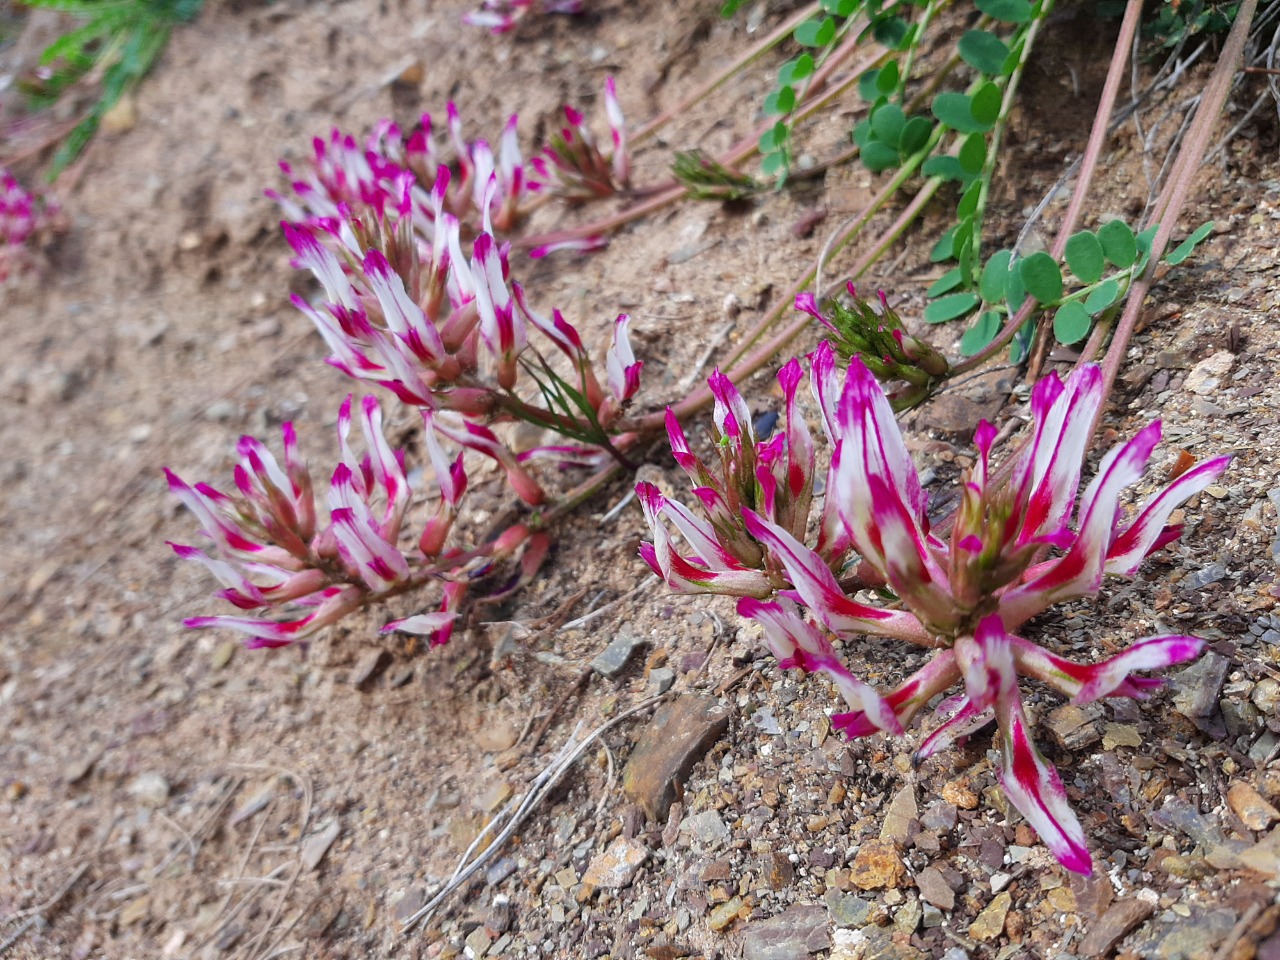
[
  {"x1": 967, "y1": 0, "x2": 1052, "y2": 271},
  {"x1": 949, "y1": 0, "x2": 1144, "y2": 377},
  {"x1": 1091, "y1": 0, "x2": 1257, "y2": 429},
  {"x1": 631, "y1": 2, "x2": 821, "y2": 145},
  {"x1": 517, "y1": 42, "x2": 886, "y2": 254}
]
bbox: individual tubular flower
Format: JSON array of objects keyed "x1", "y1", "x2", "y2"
[
  {"x1": 529, "y1": 79, "x2": 631, "y2": 200},
  {"x1": 597, "y1": 313, "x2": 642, "y2": 428},
  {"x1": 418, "y1": 411, "x2": 469, "y2": 557},
  {"x1": 636, "y1": 482, "x2": 773, "y2": 597},
  {"x1": 169, "y1": 396, "x2": 420, "y2": 648},
  {"x1": 641, "y1": 348, "x2": 1230, "y2": 874},
  {"x1": 795, "y1": 285, "x2": 948, "y2": 410}
]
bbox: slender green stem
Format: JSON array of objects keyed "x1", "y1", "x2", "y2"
[
  {"x1": 949, "y1": 0, "x2": 1142, "y2": 377},
  {"x1": 968, "y1": 0, "x2": 1052, "y2": 271},
  {"x1": 896, "y1": 0, "x2": 948, "y2": 103}
]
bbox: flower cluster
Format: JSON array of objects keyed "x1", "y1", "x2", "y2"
[
  {"x1": 167, "y1": 394, "x2": 543, "y2": 649},
  {"x1": 639, "y1": 337, "x2": 1230, "y2": 874},
  {"x1": 1, "y1": 166, "x2": 58, "y2": 283},
  {"x1": 268, "y1": 83, "x2": 629, "y2": 255},
  {"x1": 528, "y1": 77, "x2": 630, "y2": 206},
  {"x1": 169, "y1": 96, "x2": 645, "y2": 650},
  {"x1": 463, "y1": 0, "x2": 583, "y2": 34},
  {"x1": 281, "y1": 192, "x2": 641, "y2": 482},
  {"x1": 795, "y1": 285, "x2": 948, "y2": 410}
]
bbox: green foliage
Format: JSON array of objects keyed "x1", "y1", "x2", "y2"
[
  {"x1": 950, "y1": 220, "x2": 1215, "y2": 357},
  {"x1": 1144, "y1": 0, "x2": 1244, "y2": 47},
  {"x1": 19, "y1": 0, "x2": 202, "y2": 178}
]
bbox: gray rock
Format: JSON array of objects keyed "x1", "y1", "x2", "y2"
[
  {"x1": 1250, "y1": 731, "x2": 1279, "y2": 765},
  {"x1": 682, "y1": 809, "x2": 729, "y2": 845},
  {"x1": 742, "y1": 905, "x2": 830, "y2": 960},
  {"x1": 1171, "y1": 651, "x2": 1229, "y2": 732},
  {"x1": 647, "y1": 666, "x2": 676, "y2": 696},
  {"x1": 1183, "y1": 562, "x2": 1227, "y2": 590},
  {"x1": 486, "y1": 857, "x2": 517, "y2": 886},
  {"x1": 825, "y1": 889, "x2": 872, "y2": 928},
  {"x1": 591, "y1": 631, "x2": 646, "y2": 678},
  {"x1": 301, "y1": 821, "x2": 340, "y2": 871}
]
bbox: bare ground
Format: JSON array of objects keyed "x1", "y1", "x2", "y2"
[{"x1": 3, "y1": 2, "x2": 1280, "y2": 958}]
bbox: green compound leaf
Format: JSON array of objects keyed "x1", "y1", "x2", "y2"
[
  {"x1": 860, "y1": 141, "x2": 900, "y2": 172},
  {"x1": 960, "y1": 310, "x2": 1003, "y2": 356},
  {"x1": 927, "y1": 266, "x2": 965, "y2": 297},
  {"x1": 1064, "y1": 230, "x2": 1105, "y2": 283},
  {"x1": 898, "y1": 116, "x2": 933, "y2": 155},
  {"x1": 871, "y1": 102, "x2": 906, "y2": 148},
  {"x1": 1098, "y1": 219, "x2": 1137, "y2": 268},
  {"x1": 1013, "y1": 257, "x2": 1052, "y2": 305},
  {"x1": 932, "y1": 92, "x2": 983, "y2": 133},
  {"x1": 1019, "y1": 251, "x2": 1063, "y2": 304},
  {"x1": 958, "y1": 30, "x2": 1012, "y2": 75},
  {"x1": 1165, "y1": 220, "x2": 1215, "y2": 265},
  {"x1": 970, "y1": 81, "x2": 1002, "y2": 127},
  {"x1": 924, "y1": 292, "x2": 980, "y2": 324},
  {"x1": 1053, "y1": 301, "x2": 1092, "y2": 345},
  {"x1": 975, "y1": 0, "x2": 1032, "y2": 23},
  {"x1": 795, "y1": 16, "x2": 836, "y2": 47},
  {"x1": 959, "y1": 133, "x2": 987, "y2": 175},
  {"x1": 820, "y1": 0, "x2": 858, "y2": 14},
  {"x1": 980, "y1": 250, "x2": 1014, "y2": 303},
  {"x1": 764, "y1": 85, "x2": 796, "y2": 115},
  {"x1": 1084, "y1": 278, "x2": 1120, "y2": 314},
  {"x1": 780, "y1": 54, "x2": 816, "y2": 87},
  {"x1": 759, "y1": 121, "x2": 789, "y2": 153}
]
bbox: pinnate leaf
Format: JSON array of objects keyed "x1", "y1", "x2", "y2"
[
  {"x1": 924, "y1": 292, "x2": 980, "y2": 323},
  {"x1": 1098, "y1": 219, "x2": 1137, "y2": 267},
  {"x1": 1053, "y1": 301, "x2": 1092, "y2": 345},
  {"x1": 1064, "y1": 231, "x2": 1105, "y2": 283},
  {"x1": 958, "y1": 30, "x2": 1012, "y2": 75},
  {"x1": 1019, "y1": 251, "x2": 1062, "y2": 304}
]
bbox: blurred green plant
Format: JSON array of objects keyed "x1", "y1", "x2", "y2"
[{"x1": 17, "y1": 0, "x2": 202, "y2": 177}]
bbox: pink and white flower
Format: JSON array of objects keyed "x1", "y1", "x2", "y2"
[{"x1": 640, "y1": 350, "x2": 1230, "y2": 874}]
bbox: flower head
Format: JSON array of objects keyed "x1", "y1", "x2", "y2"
[{"x1": 640, "y1": 349, "x2": 1229, "y2": 874}]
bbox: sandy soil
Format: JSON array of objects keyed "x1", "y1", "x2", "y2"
[{"x1": 3, "y1": 2, "x2": 1280, "y2": 958}]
